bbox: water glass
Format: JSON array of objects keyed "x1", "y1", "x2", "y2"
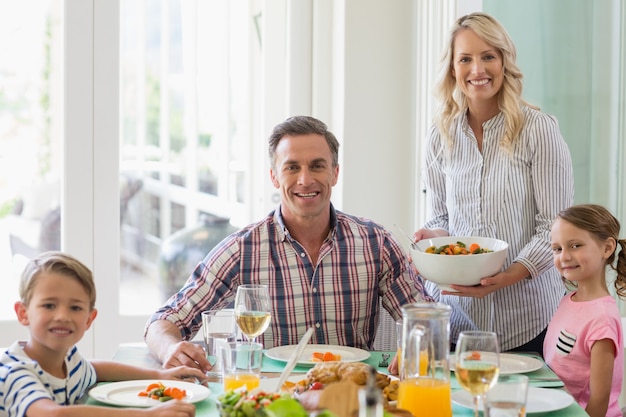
[
  {"x1": 220, "y1": 341, "x2": 263, "y2": 392},
  {"x1": 202, "y1": 309, "x2": 237, "y2": 380},
  {"x1": 395, "y1": 318, "x2": 402, "y2": 368},
  {"x1": 485, "y1": 374, "x2": 529, "y2": 417}
]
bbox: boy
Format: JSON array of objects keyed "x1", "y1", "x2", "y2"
[{"x1": 1, "y1": 251, "x2": 206, "y2": 416}]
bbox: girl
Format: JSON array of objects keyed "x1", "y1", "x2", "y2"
[{"x1": 545, "y1": 204, "x2": 626, "y2": 417}]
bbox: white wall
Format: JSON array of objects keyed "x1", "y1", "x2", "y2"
[{"x1": 334, "y1": 0, "x2": 418, "y2": 235}]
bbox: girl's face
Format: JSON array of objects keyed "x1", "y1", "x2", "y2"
[
  {"x1": 451, "y1": 28, "x2": 504, "y2": 109},
  {"x1": 15, "y1": 272, "x2": 97, "y2": 357},
  {"x1": 550, "y1": 218, "x2": 614, "y2": 284}
]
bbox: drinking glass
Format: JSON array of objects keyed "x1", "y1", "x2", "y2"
[
  {"x1": 220, "y1": 341, "x2": 263, "y2": 391},
  {"x1": 202, "y1": 309, "x2": 237, "y2": 380},
  {"x1": 397, "y1": 302, "x2": 452, "y2": 417},
  {"x1": 485, "y1": 374, "x2": 529, "y2": 417},
  {"x1": 234, "y1": 284, "x2": 271, "y2": 343},
  {"x1": 455, "y1": 331, "x2": 500, "y2": 417}
]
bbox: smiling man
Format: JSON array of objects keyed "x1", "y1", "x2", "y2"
[{"x1": 144, "y1": 115, "x2": 432, "y2": 372}]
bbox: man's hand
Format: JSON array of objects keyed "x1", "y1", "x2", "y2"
[
  {"x1": 145, "y1": 319, "x2": 211, "y2": 372},
  {"x1": 387, "y1": 354, "x2": 399, "y2": 376},
  {"x1": 162, "y1": 341, "x2": 210, "y2": 371}
]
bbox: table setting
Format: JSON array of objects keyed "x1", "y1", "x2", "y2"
[
  {"x1": 85, "y1": 342, "x2": 586, "y2": 416},
  {"x1": 84, "y1": 247, "x2": 587, "y2": 416}
]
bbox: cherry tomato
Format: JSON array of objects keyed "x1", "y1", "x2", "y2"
[{"x1": 309, "y1": 382, "x2": 324, "y2": 390}]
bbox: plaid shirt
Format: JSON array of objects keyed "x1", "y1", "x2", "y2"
[{"x1": 147, "y1": 205, "x2": 431, "y2": 349}]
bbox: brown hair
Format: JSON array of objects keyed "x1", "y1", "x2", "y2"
[
  {"x1": 554, "y1": 204, "x2": 626, "y2": 297},
  {"x1": 19, "y1": 251, "x2": 96, "y2": 309},
  {"x1": 268, "y1": 116, "x2": 340, "y2": 169}
]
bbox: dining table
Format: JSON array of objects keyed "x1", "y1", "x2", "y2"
[{"x1": 84, "y1": 342, "x2": 588, "y2": 416}]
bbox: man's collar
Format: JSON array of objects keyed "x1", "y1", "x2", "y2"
[{"x1": 273, "y1": 204, "x2": 338, "y2": 242}]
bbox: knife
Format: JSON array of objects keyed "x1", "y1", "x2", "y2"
[{"x1": 274, "y1": 327, "x2": 314, "y2": 392}]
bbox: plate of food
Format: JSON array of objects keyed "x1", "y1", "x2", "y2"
[
  {"x1": 450, "y1": 352, "x2": 543, "y2": 374},
  {"x1": 264, "y1": 344, "x2": 370, "y2": 366},
  {"x1": 88, "y1": 380, "x2": 211, "y2": 407},
  {"x1": 452, "y1": 387, "x2": 574, "y2": 413}
]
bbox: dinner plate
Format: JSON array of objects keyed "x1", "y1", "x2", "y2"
[
  {"x1": 450, "y1": 353, "x2": 543, "y2": 374},
  {"x1": 258, "y1": 375, "x2": 305, "y2": 392},
  {"x1": 88, "y1": 380, "x2": 211, "y2": 407},
  {"x1": 264, "y1": 344, "x2": 370, "y2": 366},
  {"x1": 452, "y1": 387, "x2": 574, "y2": 413}
]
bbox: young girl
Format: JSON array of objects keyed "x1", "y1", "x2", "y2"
[
  {"x1": 544, "y1": 204, "x2": 626, "y2": 417},
  {"x1": 0, "y1": 251, "x2": 207, "y2": 417}
]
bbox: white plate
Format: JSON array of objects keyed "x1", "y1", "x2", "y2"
[
  {"x1": 258, "y1": 375, "x2": 306, "y2": 392},
  {"x1": 452, "y1": 387, "x2": 574, "y2": 414},
  {"x1": 88, "y1": 380, "x2": 211, "y2": 407},
  {"x1": 451, "y1": 353, "x2": 543, "y2": 374},
  {"x1": 264, "y1": 344, "x2": 370, "y2": 366}
]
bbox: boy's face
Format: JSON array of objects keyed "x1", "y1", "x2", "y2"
[{"x1": 15, "y1": 272, "x2": 97, "y2": 355}]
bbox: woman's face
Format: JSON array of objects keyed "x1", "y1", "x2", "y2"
[{"x1": 451, "y1": 28, "x2": 504, "y2": 109}]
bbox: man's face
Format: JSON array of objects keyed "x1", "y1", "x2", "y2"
[{"x1": 270, "y1": 133, "x2": 339, "y2": 222}]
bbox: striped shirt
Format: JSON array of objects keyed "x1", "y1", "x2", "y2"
[
  {"x1": 147, "y1": 205, "x2": 432, "y2": 349},
  {"x1": 0, "y1": 342, "x2": 96, "y2": 417},
  {"x1": 421, "y1": 106, "x2": 574, "y2": 351}
]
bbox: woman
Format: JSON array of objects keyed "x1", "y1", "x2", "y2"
[{"x1": 415, "y1": 12, "x2": 574, "y2": 354}]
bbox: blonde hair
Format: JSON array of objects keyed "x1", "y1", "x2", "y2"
[
  {"x1": 433, "y1": 12, "x2": 538, "y2": 153},
  {"x1": 19, "y1": 251, "x2": 96, "y2": 309},
  {"x1": 554, "y1": 204, "x2": 626, "y2": 298}
]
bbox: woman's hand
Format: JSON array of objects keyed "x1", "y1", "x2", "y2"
[
  {"x1": 413, "y1": 228, "x2": 449, "y2": 242},
  {"x1": 441, "y1": 262, "x2": 530, "y2": 298}
]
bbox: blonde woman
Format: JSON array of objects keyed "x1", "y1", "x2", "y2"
[{"x1": 413, "y1": 12, "x2": 574, "y2": 354}]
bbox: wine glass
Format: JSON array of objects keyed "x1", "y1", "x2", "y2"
[
  {"x1": 455, "y1": 331, "x2": 500, "y2": 417},
  {"x1": 234, "y1": 284, "x2": 271, "y2": 344}
]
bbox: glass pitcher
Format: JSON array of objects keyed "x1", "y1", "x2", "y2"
[{"x1": 397, "y1": 302, "x2": 452, "y2": 417}]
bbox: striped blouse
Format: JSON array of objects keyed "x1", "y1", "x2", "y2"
[
  {"x1": 147, "y1": 205, "x2": 432, "y2": 349},
  {"x1": 421, "y1": 106, "x2": 574, "y2": 351},
  {"x1": 0, "y1": 342, "x2": 96, "y2": 416}
]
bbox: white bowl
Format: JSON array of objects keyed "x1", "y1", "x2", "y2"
[{"x1": 410, "y1": 236, "x2": 508, "y2": 291}]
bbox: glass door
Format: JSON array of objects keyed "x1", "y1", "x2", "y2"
[{"x1": 0, "y1": 0, "x2": 64, "y2": 345}]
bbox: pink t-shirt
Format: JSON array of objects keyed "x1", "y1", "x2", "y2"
[{"x1": 544, "y1": 292, "x2": 623, "y2": 417}]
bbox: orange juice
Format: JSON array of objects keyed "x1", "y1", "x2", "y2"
[
  {"x1": 397, "y1": 377, "x2": 451, "y2": 417},
  {"x1": 223, "y1": 373, "x2": 260, "y2": 391},
  {"x1": 400, "y1": 349, "x2": 429, "y2": 376},
  {"x1": 419, "y1": 350, "x2": 428, "y2": 375}
]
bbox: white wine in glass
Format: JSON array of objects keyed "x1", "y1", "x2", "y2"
[
  {"x1": 455, "y1": 331, "x2": 500, "y2": 417},
  {"x1": 234, "y1": 284, "x2": 271, "y2": 343}
]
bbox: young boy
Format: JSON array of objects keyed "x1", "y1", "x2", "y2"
[{"x1": 1, "y1": 251, "x2": 206, "y2": 417}]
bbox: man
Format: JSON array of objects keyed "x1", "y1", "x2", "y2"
[{"x1": 144, "y1": 115, "x2": 431, "y2": 370}]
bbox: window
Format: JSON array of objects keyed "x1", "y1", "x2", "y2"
[
  {"x1": 0, "y1": 0, "x2": 63, "y2": 333},
  {"x1": 118, "y1": 0, "x2": 261, "y2": 315}
]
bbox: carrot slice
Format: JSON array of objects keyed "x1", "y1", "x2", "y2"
[{"x1": 146, "y1": 382, "x2": 162, "y2": 391}]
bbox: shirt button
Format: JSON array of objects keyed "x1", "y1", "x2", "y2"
[
  {"x1": 313, "y1": 288, "x2": 317, "y2": 293},
  {"x1": 315, "y1": 322, "x2": 321, "y2": 328},
  {"x1": 300, "y1": 252, "x2": 306, "y2": 257}
]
